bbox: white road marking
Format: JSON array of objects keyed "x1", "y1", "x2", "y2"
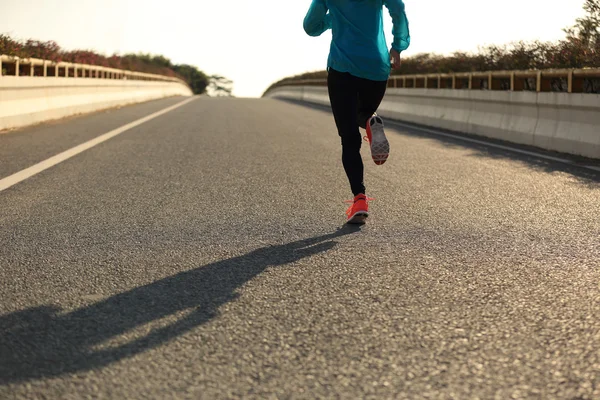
[
  {"x1": 0, "y1": 96, "x2": 197, "y2": 193},
  {"x1": 387, "y1": 120, "x2": 600, "y2": 173}
]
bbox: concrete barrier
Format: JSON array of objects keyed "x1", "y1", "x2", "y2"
[
  {"x1": 0, "y1": 76, "x2": 192, "y2": 131},
  {"x1": 266, "y1": 85, "x2": 600, "y2": 159}
]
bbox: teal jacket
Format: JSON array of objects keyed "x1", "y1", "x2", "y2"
[{"x1": 303, "y1": 0, "x2": 410, "y2": 82}]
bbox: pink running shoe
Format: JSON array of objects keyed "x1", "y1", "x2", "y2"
[
  {"x1": 365, "y1": 114, "x2": 390, "y2": 165},
  {"x1": 345, "y1": 194, "x2": 371, "y2": 224}
]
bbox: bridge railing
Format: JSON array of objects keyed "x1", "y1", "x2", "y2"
[
  {"x1": 0, "y1": 54, "x2": 192, "y2": 132},
  {"x1": 0, "y1": 54, "x2": 185, "y2": 84},
  {"x1": 269, "y1": 68, "x2": 600, "y2": 94}
]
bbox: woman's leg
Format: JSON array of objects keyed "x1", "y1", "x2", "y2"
[
  {"x1": 357, "y1": 78, "x2": 390, "y2": 165},
  {"x1": 327, "y1": 69, "x2": 365, "y2": 196},
  {"x1": 356, "y1": 78, "x2": 388, "y2": 129}
]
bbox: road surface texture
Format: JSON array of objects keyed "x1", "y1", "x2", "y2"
[{"x1": 1, "y1": 96, "x2": 599, "y2": 399}]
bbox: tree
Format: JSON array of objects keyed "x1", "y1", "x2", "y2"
[
  {"x1": 172, "y1": 64, "x2": 210, "y2": 95},
  {"x1": 208, "y1": 75, "x2": 233, "y2": 97},
  {"x1": 565, "y1": 0, "x2": 600, "y2": 48}
]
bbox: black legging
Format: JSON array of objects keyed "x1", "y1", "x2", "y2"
[{"x1": 327, "y1": 68, "x2": 387, "y2": 196}]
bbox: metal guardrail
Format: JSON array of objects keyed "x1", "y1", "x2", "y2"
[
  {"x1": 271, "y1": 68, "x2": 600, "y2": 94},
  {"x1": 0, "y1": 54, "x2": 185, "y2": 84}
]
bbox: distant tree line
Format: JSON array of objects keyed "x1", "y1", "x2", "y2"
[
  {"x1": 0, "y1": 34, "x2": 232, "y2": 95},
  {"x1": 266, "y1": 0, "x2": 600, "y2": 93}
]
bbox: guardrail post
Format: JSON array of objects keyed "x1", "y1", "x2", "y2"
[
  {"x1": 43, "y1": 61, "x2": 47, "y2": 77},
  {"x1": 424, "y1": 76, "x2": 428, "y2": 89},
  {"x1": 468, "y1": 74, "x2": 472, "y2": 90},
  {"x1": 15, "y1": 58, "x2": 19, "y2": 77},
  {"x1": 536, "y1": 71, "x2": 542, "y2": 92},
  {"x1": 510, "y1": 72, "x2": 515, "y2": 91},
  {"x1": 437, "y1": 75, "x2": 441, "y2": 89},
  {"x1": 567, "y1": 70, "x2": 573, "y2": 93},
  {"x1": 452, "y1": 75, "x2": 456, "y2": 89},
  {"x1": 65, "y1": 65, "x2": 69, "y2": 78},
  {"x1": 74, "y1": 65, "x2": 78, "y2": 78},
  {"x1": 488, "y1": 73, "x2": 492, "y2": 91}
]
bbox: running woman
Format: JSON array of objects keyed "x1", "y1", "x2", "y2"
[{"x1": 303, "y1": 0, "x2": 410, "y2": 224}]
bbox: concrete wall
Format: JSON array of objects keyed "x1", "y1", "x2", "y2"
[
  {"x1": 0, "y1": 77, "x2": 192, "y2": 131},
  {"x1": 265, "y1": 85, "x2": 600, "y2": 159}
]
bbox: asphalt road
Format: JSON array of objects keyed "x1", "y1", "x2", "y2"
[{"x1": 1, "y1": 96, "x2": 599, "y2": 399}]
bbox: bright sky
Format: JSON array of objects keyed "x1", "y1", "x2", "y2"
[{"x1": 1, "y1": 0, "x2": 586, "y2": 97}]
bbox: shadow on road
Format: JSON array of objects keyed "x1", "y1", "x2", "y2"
[
  {"x1": 0, "y1": 225, "x2": 361, "y2": 383},
  {"x1": 276, "y1": 98, "x2": 600, "y2": 187}
]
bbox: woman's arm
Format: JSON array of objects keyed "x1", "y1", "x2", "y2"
[
  {"x1": 383, "y1": 0, "x2": 410, "y2": 52},
  {"x1": 303, "y1": 0, "x2": 331, "y2": 37}
]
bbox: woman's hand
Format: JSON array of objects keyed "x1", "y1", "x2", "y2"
[{"x1": 390, "y1": 48, "x2": 402, "y2": 70}]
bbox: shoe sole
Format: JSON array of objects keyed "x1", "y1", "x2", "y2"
[
  {"x1": 347, "y1": 211, "x2": 368, "y2": 224},
  {"x1": 367, "y1": 117, "x2": 389, "y2": 165}
]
